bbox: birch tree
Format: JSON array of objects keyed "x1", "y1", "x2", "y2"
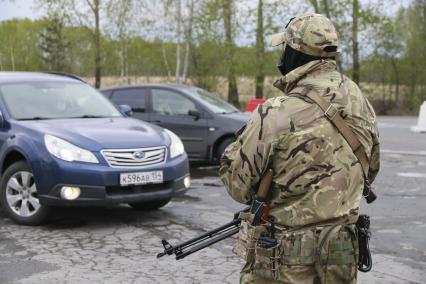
[{"x1": 106, "y1": 0, "x2": 135, "y2": 84}]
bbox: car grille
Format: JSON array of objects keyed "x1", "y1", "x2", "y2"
[{"x1": 101, "y1": 146, "x2": 167, "y2": 168}]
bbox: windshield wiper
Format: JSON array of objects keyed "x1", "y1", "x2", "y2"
[
  {"x1": 18, "y1": 117, "x2": 53, "y2": 121},
  {"x1": 71, "y1": 115, "x2": 109, "y2": 119}
]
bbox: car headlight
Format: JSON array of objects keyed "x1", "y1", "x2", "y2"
[
  {"x1": 44, "y1": 135, "x2": 99, "y2": 163},
  {"x1": 164, "y1": 129, "x2": 185, "y2": 158}
]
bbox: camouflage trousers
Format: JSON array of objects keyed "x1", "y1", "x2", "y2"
[
  {"x1": 239, "y1": 263, "x2": 357, "y2": 284},
  {"x1": 234, "y1": 221, "x2": 358, "y2": 284}
]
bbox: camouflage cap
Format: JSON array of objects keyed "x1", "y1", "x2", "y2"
[{"x1": 271, "y1": 13, "x2": 338, "y2": 58}]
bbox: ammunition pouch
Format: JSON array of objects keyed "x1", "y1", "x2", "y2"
[
  {"x1": 315, "y1": 224, "x2": 358, "y2": 283},
  {"x1": 279, "y1": 227, "x2": 317, "y2": 265},
  {"x1": 254, "y1": 237, "x2": 280, "y2": 280},
  {"x1": 233, "y1": 212, "x2": 266, "y2": 271}
]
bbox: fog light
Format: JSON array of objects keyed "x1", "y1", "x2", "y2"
[
  {"x1": 184, "y1": 176, "x2": 191, "y2": 189},
  {"x1": 60, "y1": 186, "x2": 81, "y2": 200}
]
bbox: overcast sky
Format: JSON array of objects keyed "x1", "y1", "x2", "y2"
[
  {"x1": 1, "y1": 0, "x2": 413, "y2": 22},
  {"x1": 0, "y1": 0, "x2": 42, "y2": 21}
]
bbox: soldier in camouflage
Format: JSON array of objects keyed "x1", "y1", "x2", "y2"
[{"x1": 219, "y1": 13, "x2": 380, "y2": 283}]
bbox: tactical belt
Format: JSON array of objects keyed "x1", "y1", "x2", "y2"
[{"x1": 288, "y1": 85, "x2": 376, "y2": 203}]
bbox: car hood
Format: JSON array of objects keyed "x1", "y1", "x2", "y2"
[{"x1": 19, "y1": 117, "x2": 169, "y2": 151}]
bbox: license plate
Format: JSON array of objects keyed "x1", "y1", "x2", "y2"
[{"x1": 120, "y1": 171, "x2": 163, "y2": 186}]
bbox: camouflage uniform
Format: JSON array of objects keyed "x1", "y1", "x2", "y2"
[{"x1": 219, "y1": 14, "x2": 380, "y2": 284}]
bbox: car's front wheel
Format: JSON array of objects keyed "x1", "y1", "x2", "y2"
[
  {"x1": 0, "y1": 161, "x2": 50, "y2": 225},
  {"x1": 129, "y1": 198, "x2": 171, "y2": 211},
  {"x1": 215, "y1": 137, "x2": 235, "y2": 160}
]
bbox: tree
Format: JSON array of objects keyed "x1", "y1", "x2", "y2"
[
  {"x1": 351, "y1": 0, "x2": 360, "y2": 84},
  {"x1": 182, "y1": 0, "x2": 195, "y2": 83},
  {"x1": 222, "y1": 0, "x2": 239, "y2": 107},
  {"x1": 175, "y1": 0, "x2": 183, "y2": 83},
  {"x1": 255, "y1": 0, "x2": 265, "y2": 99},
  {"x1": 36, "y1": 0, "x2": 105, "y2": 88},
  {"x1": 39, "y1": 15, "x2": 70, "y2": 71},
  {"x1": 106, "y1": 0, "x2": 135, "y2": 84}
]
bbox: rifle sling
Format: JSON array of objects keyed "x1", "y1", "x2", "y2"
[{"x1": 288, "y1": 86, "x2": 370, "y2": 179}]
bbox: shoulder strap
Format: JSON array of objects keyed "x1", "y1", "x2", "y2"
[{"x1": 288, "y1": 86, "x2": 370, "y2": 178}]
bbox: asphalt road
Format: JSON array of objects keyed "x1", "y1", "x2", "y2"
[{"x1": 0, "y1": 116, "x2": 425, "y2": 284}]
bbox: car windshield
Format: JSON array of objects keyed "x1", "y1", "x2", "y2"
[
  {"x1": 0, "y1": 82, "x2": 122, "y2": 120},
  {"x1": 188, "y1": 88, "x2": 239, "y2": 114}
]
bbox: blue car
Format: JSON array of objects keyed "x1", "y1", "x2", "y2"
[{"x1": 0, "y1": 72, "x2": 190, "y2": 225}]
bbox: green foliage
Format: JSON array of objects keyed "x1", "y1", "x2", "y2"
[
  {"x1": 39, "y1": 15, "x2": 70, "y2": 72},
  {"x1": 0, "y1": 19, "x2": 45, "y2": 71}
]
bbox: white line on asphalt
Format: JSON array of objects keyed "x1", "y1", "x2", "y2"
[
  {"x1": 397, "y1": 172, "x2": 426, "y2": 178},
  {"x1": 381, "y1": 149, "x2": 426, "y2": 156}
]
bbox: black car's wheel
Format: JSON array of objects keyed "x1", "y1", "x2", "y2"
[
  {"x1": 0, "y1": 161, "x2": 50, "y2": 225},
  {"x1": 129, "y1": 198, "x2": 171, "y2": 211},
  {"x1": 215, "y1": 137, "x2": 235, "y2": 160}
]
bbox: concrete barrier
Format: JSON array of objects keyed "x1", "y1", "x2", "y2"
[{"x1": 412, "y1": 101, "x2": 426, "y2": 133}]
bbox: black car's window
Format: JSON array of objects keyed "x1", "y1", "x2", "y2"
[
  {"x1": 111, "y1": 88, "x2": 146, "y2": 113},
  {"x1": 188, "y1": 87, "x2": 238, "y2": 114},
  {"x1": 151, "y1": 89, "x2": 196, "y2": 115},
  {"x1": 0, "y1": 82, "x2": 122, "y2": 120}
]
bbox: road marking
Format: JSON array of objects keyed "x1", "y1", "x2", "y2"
[
  {"x1": 382, "y1": 149, "x2": 426, "y2": 156},
  {"x1": 397, "y1": 172, "x2": 426, "y2": 178}
]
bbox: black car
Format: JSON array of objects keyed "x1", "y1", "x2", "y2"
[{"x1": 101, "y1": 84, "x2": 249, "y2": 162}]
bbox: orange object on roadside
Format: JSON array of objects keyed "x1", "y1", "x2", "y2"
[{"x1": 246, "y1": 98, "x2": 267, "y2": 112}]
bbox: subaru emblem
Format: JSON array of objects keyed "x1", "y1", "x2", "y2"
[{"x1": 133, "y1": 151, "x2": 145, "y2": 159}]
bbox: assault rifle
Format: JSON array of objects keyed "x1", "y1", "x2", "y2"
[{"x1": 157, "y1": 169, "x2": 274, "y2": 260}]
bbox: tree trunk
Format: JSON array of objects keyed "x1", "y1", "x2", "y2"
[
  {"x1": 309, "y1": 0, "x2": 320, "y2": 13},
  {"x1": 93, "y1": 0, "x2": 101, "y2": 88},
  {"x1": 351, "y1": 0, "x2": 360, "y2": 85},
  {"x1": 175, "y1": 0, "x2": 182, "y2": 84},
  {"x1": 223, "y1": 0, "x2": 239, "y2": 108},
  {"x1": 183, "y1": 0, "x2": 194, "y2": 84},
  {"x1": 390, "y1": 57, "x2": 399, "y2": 103},
  {"x1": 10, "y1": 47, "x2": 15, "y2": 71},
  {"x1": 321, "y1": 0, "x2": 331, "y2": 18},
  {"x1": 255, "y1": 0, "x2": 265, "y2": 99},
  {"x1": 125, "y1": 39, "x2": 130, "y2": 84},
  {"x1": 161, "y1": 42, "x2": 172, "y2": 79}
]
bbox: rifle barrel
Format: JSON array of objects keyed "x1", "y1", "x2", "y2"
[
  {"x1": 173, "y1": 219, "x2": 240, "y2": 252},
  {"x1": 176, "y1": 226, "x2": 240, "y2": 260}
]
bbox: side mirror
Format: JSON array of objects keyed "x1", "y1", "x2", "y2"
[
  {"x1": 118, "y1": 105, "x2": 133, "y2": 117},
  {"x1": 188, "y1": 109, "x2": 201, "y2": 120}
]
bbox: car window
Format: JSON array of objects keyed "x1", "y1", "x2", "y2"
[
  {"x1": 111, "y1": 88, "x2": 146, "y2": 112},
  {"x1": 187, "y1": 87, "x2": 239, "y2": 114},
  {"x1": 151, "y1": 89, "x2": 196, "y2": 115}
]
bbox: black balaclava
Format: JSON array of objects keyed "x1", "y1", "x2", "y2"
[{"x1": 277, "y1": 44, "x2": 326, "y2": 76}]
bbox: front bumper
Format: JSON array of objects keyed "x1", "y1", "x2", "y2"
[
  {"x1": 36, "y1": 153, "x2": 189, "y2": 206},
  {"x1": 39, "y1": 175, "x2": 189, "y2": 206}
]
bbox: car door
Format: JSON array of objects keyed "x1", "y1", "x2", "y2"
[
  {"x1": 149, "y1": 88, "x2": 209, "y2": 160},
  {"x1": 110, "y1": 88, "x2": 150, "y2": 121}
]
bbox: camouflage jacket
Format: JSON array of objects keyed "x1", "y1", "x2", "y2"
[{"x1": 219, "y1": 59, "x2": 380, "y2": 228}]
